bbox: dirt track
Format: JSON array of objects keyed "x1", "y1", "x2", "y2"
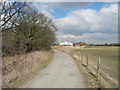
[{"x1": 21, "y1": 49, "x2": 85, "y2": 88}]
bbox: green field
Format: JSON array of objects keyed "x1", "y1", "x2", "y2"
[{"x1": 75, "y1": 46, "x2": 118, "y2": 87}]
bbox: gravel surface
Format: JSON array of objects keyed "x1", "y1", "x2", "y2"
[{"x1": 21, "y1": 49, "x2": 85, "y2": 88}]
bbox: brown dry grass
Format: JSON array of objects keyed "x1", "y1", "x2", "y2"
[
  {"x1": 54, "y1": 46, "x2": 109, "y2": 88},
  {"x1": 53, "y1": 46, "x2": 76, "y2": 54},
  {"x1": 54, "y1": 46, "x2": 98, "y2": 87},
  {"x1": 0, "y1": 58, "x2": 2, "y2": 89},
  {"x1": 2, "y1": 50, "x2": 54, "y2": 88}
]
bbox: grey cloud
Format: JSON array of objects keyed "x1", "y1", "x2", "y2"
[
  {"x1": 55, "y1": 4, "x2": 118, "y2": 34},
  {"x1": 47, "y1": 2, "x2": 91, "y2": 10},
  {"x1": 55, "y1": 4, "x2": 118, "y2": 43},
  {"x1": 57, "y1": 32, "x2": 118, "y2": 44},
  {"x1": 33, "y1": 2, "x2": 91, "y2": 12},
  {"x1": 32, "y1": 2, "x2": 118, "y2": 44}
]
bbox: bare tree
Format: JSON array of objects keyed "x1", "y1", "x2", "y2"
[
  {"x1": 14, "y1": 9, "x2": 57, "y2": 52},
  {"x1": 0, "y1": 1, "x2": 30, "y2": 31}
]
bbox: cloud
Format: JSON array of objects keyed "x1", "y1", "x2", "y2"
[
  {"x1": 57, "y1": 32, "x2": 118, "y2": 44},
  {"x1": 32, "y1": 2, "x2": 91, "y2": 18},
  {"x1": 13, "y1": 0, "x2": 120, "y2": 2},
  {"x1": 55, "y1": 4, "x2": 118, "y2": 44},
  {"x1": 31, "y1": 2, "x2": 55, "y2": 19},
  {"x1": 32, "y1": 2, "x2": 118, "y2": 44},
  {"x1": 47, "y1": 2, "x2": 91, "y2": 10}
]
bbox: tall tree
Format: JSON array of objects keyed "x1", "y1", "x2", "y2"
[{"x1": 14, "y1": 9, "x2": 57, "y2": 52}]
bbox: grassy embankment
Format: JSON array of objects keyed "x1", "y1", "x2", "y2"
[
  {"x1": 2, "y1": 50, "x2": 54, "y2": 88},
  {"x1": 54, "y1": 46, "x2": 118, "y2": 88},
  {"x1": 0, "y1": 54, "x2": 1, "y2": 89}
]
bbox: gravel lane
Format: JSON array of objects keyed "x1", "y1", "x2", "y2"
[{"x1": 21, "y1": 49, "x2": 85, "y2": 88}]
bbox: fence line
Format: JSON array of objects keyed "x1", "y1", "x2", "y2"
[
  {"x1": 54, "y1": 46, "x2": 118, "y2": 88},
  {"x1": 86, "y1": 55, "x2": 88, "y2": 68},
  {"x1": 72, "y1": 50, "x2": 118, "y2": 88},
  {"x1": 97, "y1": 57, "x2": 101, "y2": 78}
]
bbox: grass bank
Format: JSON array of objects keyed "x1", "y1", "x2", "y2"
[
  {"x1": 54, "y1": 46, "x2": 118, "y2": 88},
  {"x1": 0, "y1": 58, "x2": 1, "y2": 89},
  {"x1": 2, "y1": 50, "x2": 54, "y2": 88}
]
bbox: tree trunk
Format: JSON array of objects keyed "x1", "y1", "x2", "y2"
[{"x1": 26, "y1": 43, "x2": 32, "y2": 53}]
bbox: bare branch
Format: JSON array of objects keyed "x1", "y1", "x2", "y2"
[{"x1": 1, "y1": 2, "x2": 30, "y2": 31}]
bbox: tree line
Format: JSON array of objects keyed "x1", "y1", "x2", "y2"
[{"x1": 1, "y1": 2, "x2": 57, "y2": 56}]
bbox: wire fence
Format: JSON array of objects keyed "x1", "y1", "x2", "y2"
[{"x1": 71, "y1": 50, "x2": 118, "y2": 88}]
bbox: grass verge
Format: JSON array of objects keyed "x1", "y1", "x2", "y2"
[
  {"x1": 2, "y1": 50, "x2": 54, "y2": 88},
  {"x1": 73, "y1": 57, "x2": 105, "y2": 88},
  {"x1": 54, "y1": 46, "x2": 106, "y2": 88}
]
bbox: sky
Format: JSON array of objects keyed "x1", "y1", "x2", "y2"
[{"x1": 32, "y1": 2, "x2": 118, "y2": 44}]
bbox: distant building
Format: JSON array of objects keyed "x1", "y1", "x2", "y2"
[
  {"x1": 81, "y1": 45, "x2": 87, "y2": 48},
  {"x1": 73, "y1": 42, "x2": 87, "y2": 47},
  {"x1": 73, "y1": 44, "x2": 80, "y2": 47},
  {"x1": 59, "y1": 41, "x2": 73, "y2": 46}
]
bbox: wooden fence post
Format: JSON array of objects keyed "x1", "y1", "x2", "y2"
[
  {"x1": 81, "y1": 54, "x2": 83, "y2": 64},
  {"x1": 77, "y1": 51, "x2": 79, "y2": 60},
  {"x1": 78, "y1": 51, "x2": 81, "y2": 61},
  {"x1": 86, "y1": 55, "x2": 88, "y2": 68},
  {"x1": 97, "y1": 57, "x2": 101, "y2": 78},
  {"x1": 80, "y1": 53, "x2": 82, "y2": 61}
]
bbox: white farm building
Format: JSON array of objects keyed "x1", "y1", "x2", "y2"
[{"x1": 59, "y1": 41, "x2": 73, "y2": 46}]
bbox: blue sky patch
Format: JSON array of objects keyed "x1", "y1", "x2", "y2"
[
  {"x1": 52, "y1": 8, "x2": 70, "y2": 18},
  {"x1": 85, "y1": 2, "x2": 110, "y2": 10},
  {"x1": 51, "y1": 2, "x2": 110, "y2": 18}
]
